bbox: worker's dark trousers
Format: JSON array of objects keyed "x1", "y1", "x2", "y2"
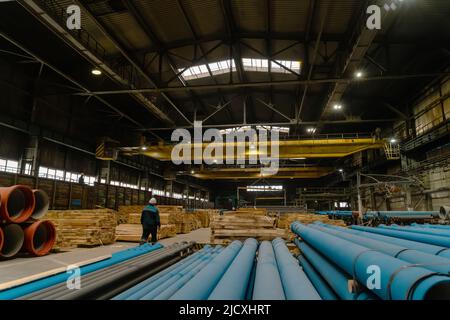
[{"x1": 141, "y1": 224, "x2": 158, "y2": 244}]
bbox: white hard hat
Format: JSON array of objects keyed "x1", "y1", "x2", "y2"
[{"x1": 149, "y1": 198, "x2": 157, "y2": 204}]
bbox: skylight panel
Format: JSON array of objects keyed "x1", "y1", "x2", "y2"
[
  {"x1": 242, "y1": 58, "x2": 269, "y2": 72},
  {"x1": 178, "y1": 64, "x2": 210, "y2": 80},
  {"x1": 211, "y1": 59, "x2": 235, "y2": 76},
  {"x1": 271, "y1": 60, "x2": 301, "y2": 74}
]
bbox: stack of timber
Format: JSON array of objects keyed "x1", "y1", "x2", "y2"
[
  {"x1": 115, "y1": 224, "x2": 177, "y2": 242},
  {"x1": 117, "y1": 205, "x2": 145, "y2": 224},
  {"x1": 276, "y1": 213, "x2": 347, "y2": 229},
  {"x1": 210, "y1": 211, "x2": 287, "y2": 244},
  {"x1": 115, "y1": 205, "x2": 213, "y2": 235},
  {"x1": 234, "y1": 207, "x2": 268, "y2": 216},
  {"x1": 115, "y1": 205, "x2": 191, "y2": 241},
  {"x1": 46, "y1": 209, "x2": 116, "y2": 248},
  {"x1": 192, "y1": 210, "x2": 209, "y2": 228},
  {"x1": 276, "y1": 212, "x2": 346, "y2": 240}
]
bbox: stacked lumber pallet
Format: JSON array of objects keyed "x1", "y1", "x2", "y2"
[
  {"x1": 117, "y1": 205, "x2": 141, "y2": 224},
  {"x1": 210, "y1": 212, "x2": 287, "y2": 244},
  {"x1": 276, "y1": 212, "x2": 346, "y2": 241},
  {"x1": 46, "y1": 209, "x2": 117, "y2": 248},
  {"x1": 234, "y1": 207, "x2": 268, "y2": 216},
  {"x1": 192, "y1": 210, "x2": 211, "y2": 228},
  {"x1": 115, "y1": 204, "x2": 202, "y2": 240},
  {"x1": 115, "y1": 224, "x2": 177, "y2": 242},
  {"x1": 276, "y1": 213, "x2": 347, "y2": 229}
]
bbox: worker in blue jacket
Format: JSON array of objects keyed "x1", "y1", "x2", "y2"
[{"x1": 140, "y1": 198, "x2": 161, "y2": 245}]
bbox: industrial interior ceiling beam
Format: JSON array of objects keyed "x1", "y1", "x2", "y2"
[
  {"x1": 296, "y1": 0, "x2": 327, "y2": 123},
  {"x1": 72, "y1": 72, "x2": 449, "y2": 95},
  {"x1": 190, "y1": 167, "x2": 334, "y2": 180},
  {"x1": 18, "y1": 0, "x2": 176, "y2": 126},
  {"x1": 0, "y1": 31, "x2": 144, "y2": 129},
  {"x1": 317, "y1": 0, "x2": 395, "y2": 122},
  {"x1": 73, "y1": 0, "x2": 192, "y2": 125},
  {"x1": 135, "y1": 32, "x2": 426, "y2": 54},
  {"x1": 173, "y1": 0, "x2": 228, "y2": 116},
  {"x1": 134, "y1": 138, "x2": 385, "y2": 161},
  {"x1": 141, "y1": 118, "x2": 397, "y2": 131},
  {"x1": 118, "y1": 0, "x2": 193, "y2": 125}
]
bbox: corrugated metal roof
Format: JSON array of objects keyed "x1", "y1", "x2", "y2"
[
  {"x1": 132, "y1": 0, "x2": 193, "y2": 43},
  {"x1": 232, "y1": 0, "x2": 267, "y2": 33},
  {"x1": 271, "y1": 0, "x2": 310, "y2": 34},
  {"x1": 181, "y1": 0, "x2": 226, "y2": 38},
  {"x1": 99, "y1": 12, "x2": 152, "y2": 50}
]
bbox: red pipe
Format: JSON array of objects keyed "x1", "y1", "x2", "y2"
[
  {"x1": 0, "y1": 185, "x2": 36, "y2": 223},
  {"x1": 22, "y1": 220, "x2": 56, "y2": 256}
]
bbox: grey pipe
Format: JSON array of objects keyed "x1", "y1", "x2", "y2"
[
  {"x1": 31, "y1": 190, "x2": 49, "y2": 219},
  {"x1": 20, "y1": 246, "x2": 175, "y2": 299},
  {"x1": 0, "y1": 224, "x2": 25, "y2": 258},
  {"x1": 21, "y1": 243, "x2": 191, "y2": 300},
  {"x1": 24, "y1": 246, "x2": 184, "y2": 300},
  {"x1": 53, "y1": 243, "x2": 193, "y2": 300},
  {"x1": 440, "y1": 206, "x2": 450, "y2": 220}
]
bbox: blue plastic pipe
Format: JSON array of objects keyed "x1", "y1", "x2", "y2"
[
  {"x1": 113, "y1": 245, "x2": 217, "y2": 300},
  {"x1": 365, "y1": 211, "x2": 439, "y2": 219},
  {"x1": 350, "y1": 225, "x2": 450, "y2": 259},
  {"x1": 272, "y1": 238, "x2": 321, "y2": 300},
  {"x1": 0, "y1": 243, "x2": 163, "y2": 300},
  {"x1": 310, "y1": 223, "x2": 450, "y2": 274},
  {"x1": 379, "y1": 224, "x2": 450, "y2": 238},
  {"x1": 295, "y1": 239, "x2": 375, "y2": 300},
  {"x1": 208, "y1": 239, "x2": 258, "y2": 300},
  {"x1": 292, "y1": 222, "x2": 450, "y2": 300},
  {"x1": 351, "y1": 224, "x2": 450, "y2": 247},
  {"x1": 170, "y1": 241, "x2": 243, "y2": 300},
  {"x1": 297, "y1": 254, "x2": 338, "y2": 300},
  {"x1": 148, "y1": 250, "x2": 221, "y2": 300},
  {"x1": 412, "y1": 223, "x2": 450, "y2": 230},
  {"x1": 315, "y1": 211, "x2": 353, "y2": 217},
  {"x1": 252, "y1": 241, "x2": 285, "y2": 300}
]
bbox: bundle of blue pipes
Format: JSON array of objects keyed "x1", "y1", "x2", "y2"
[
  {"x1": 0, "y1": 242, "x2": 163, "y2": 300},
  {"x1": 291, "y1": 221, "x2": 450, "y2": 300},
  {"x1": 114, "y1": 238, "x2": 321, "y2": 300}
]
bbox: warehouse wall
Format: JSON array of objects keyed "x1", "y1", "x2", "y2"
[
  {"x1": 413, "y1": 76, "x2": 450, "y2": 136},
  {"x1": 0, "y1": 171, "x2": 213, "y2": 210},
  {"x1": 365, "y1": 76, "x2": 450, "y2": 212}
]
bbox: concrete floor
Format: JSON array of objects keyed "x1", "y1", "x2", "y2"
[{"x1": 0, "y1": 228, "x2": 211, "y2": 286}]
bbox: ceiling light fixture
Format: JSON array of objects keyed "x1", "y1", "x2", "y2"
[
  {"x1": 333, "y1": 104, "x2": 343, "y2": 110},
  {"x1": 355, "y1": 71, "x2": 363, "y2": 78},
  {"x1": 91, "y1": 68, "x2": 102, "y2": 76}
]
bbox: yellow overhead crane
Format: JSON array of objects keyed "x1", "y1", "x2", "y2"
[
  {"x1": 114, "y1": 137, "x2": 389, "y2": 180},
  {"x1": 191, "y1": 166, "x2": 334, "y2": 180},
  {"x1": 137, "y1": 137, "x2": 385, "y2": 161}
]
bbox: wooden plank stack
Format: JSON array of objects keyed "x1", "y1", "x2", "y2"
[
  {"x1": 115, "y1": 224, "x2": 177, "y2": 242},
  {"x1": 276, "y1": 212, "x2": 347, "y2": 240},
  {"x1": 210, "y1": 210, "x2": 287, "y2": 244},
  {"x1": 45, "y1": 209, "x2": 117, "y2": 248},
  {"x1": 276, "y1": 213, "x2": 347, "y2": 229},
  {"x1": 115, "y1": 204, "x2": 206, "y2": 240}
]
